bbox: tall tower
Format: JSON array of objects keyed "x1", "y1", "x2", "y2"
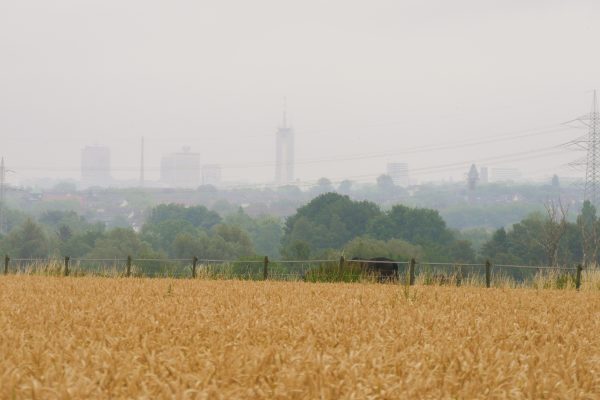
[
  {"x1": 467, "y1": 164, "x2": 479, "y2": 191},
  {"x1": 568, "y1": 91, "x2": 600, "y2": 206},
  {"x1": 584, "y1": 91, "x2": 600, "y2": 205},
  {"x1": 275, "y1": 99, "x2": 295, "y2": 185}
]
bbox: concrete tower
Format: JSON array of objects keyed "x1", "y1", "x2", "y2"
[{"x1": 275, "y1": 99, "x2": 295, "y2": 185}]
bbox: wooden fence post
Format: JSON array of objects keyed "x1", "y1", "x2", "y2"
[
  {"x1": 64, "y1": 256, "x2": 70, "y2": 277},
  {"x1": 485, "y1": 260, "x2": 491, "y2": 288},
  {"x1": 126, "y1": 256, "x2": 132, "y2": 277},
  {"x1": 4, "y1": 255, "x2": 8, "y2": 275},
  {"x1": 339, "y1": 255, "x2": 345, "y2": 269},
  {"x1": 409, "y1": 258, "x2": 416, "y2": 286},
  {"x1": 263, "y1": 256, "x2": 269, "y2": 280},
  {"x1": 192, "y1": 256, "x2": 198, "y2": 278},
  {"x1": 576, "y1": 264, "x2": 583, "y2": 290}
]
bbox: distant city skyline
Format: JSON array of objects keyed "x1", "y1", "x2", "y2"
[{"x1": 1, "y1": 1, "x2": 599, "y2": 187}]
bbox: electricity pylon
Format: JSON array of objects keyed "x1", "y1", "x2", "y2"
[{"x1": 566, "y1": 91, "x2": 600, "y2": 207}]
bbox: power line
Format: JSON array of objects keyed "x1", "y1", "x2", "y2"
[
  {"x1": 6, "y1": 124, "x2": 575, "y2": 173},
  {"x1": 1, "y1": 143, "x2": 571, "y2": 193}
]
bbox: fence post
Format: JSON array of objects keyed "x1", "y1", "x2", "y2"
[
  {"x1": 263, "y1": 256, "x2": 269, "y2": 280},
  {"x1": 339, "y1": 255, "x2": 345, "y2": 269},
  {"x1": 485, "y1": 260, "x2": 491, "y2": 288},
  {"x1": 576, "y1": 264, "x2": 583, "y2": 290},
  {"x1": 456, "y1": 265, "x2": 462, "y2": 287},
  {"x1": 192, "y1": 256, "x2": 198, "y2": 279},
  {"x1": 409, "y1": 258, "x2": 416, "y2": 286},
  {"x1": 4, "y1": 255, "x2": 8, "y2": 275},
  {"x1": 126, "y1": 256, "x2": 132, "y2": 277},
  {"x1": 64, "y1": 256, "x2": 70, "y2": 277}
]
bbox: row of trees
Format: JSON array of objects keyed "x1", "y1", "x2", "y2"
[
  {"x1": 482, "y1": 200, "x2": 600, "y2": 266},
  {"x1": 1, "y1": 193, "x2": 596, "y2": 267},
  {"x1": 0, "y1": 194, "x2": 476, "y2": 262},
  {"x1": 282, "y1": 193, "x2": 474, "y2": 262},
  {"x1": 0, "y1": 206, "x2": 281, "y2": 261}
]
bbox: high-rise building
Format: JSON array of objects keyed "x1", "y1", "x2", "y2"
[
  {"x1": 160, "y1": 147, "x2": 201, "y2": 188},
  {"x1": 81, "y1": 146, "x2": 112, "y2": 187},
  {"x1": 386, "y1": 163, "x2": 410, "y2": 187},
  {"x1": 467, "y1": 164, "x2": 479, "y2": 190},
  {"x1": 480, "y1": 166, "x2": 489, "y2": 184},
  {"x1": 202, "y1": 164, "x2": 222, "y2": 186},
  {"x1": 275, "y1": 105, "x2": 295, "y2": 185}
]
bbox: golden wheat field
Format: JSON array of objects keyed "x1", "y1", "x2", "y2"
[{"x1": 1, "y1": 277, "x2": 599, "y2": 399}]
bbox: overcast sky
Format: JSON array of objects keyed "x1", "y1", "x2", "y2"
[{"x1": 1, "y1": 0, "x2": 600, "y2": 187}]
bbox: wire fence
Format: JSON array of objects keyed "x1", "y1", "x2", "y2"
[{"x1": 1, "y1": 255, "x2": 586, "y2": 289}]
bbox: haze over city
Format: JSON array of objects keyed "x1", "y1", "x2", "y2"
[
  {"x1": 2, "y1": 0, "x2": 600, "y2": 187},
  {"x1": 4, "y1": 3, "x2": 600, "y2": 397}
]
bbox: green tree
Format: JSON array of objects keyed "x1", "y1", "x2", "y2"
[
  {"x1": 252, "y1": 216, "x2": 283, "y2": 258},
  {"x1": 282, "y1": 193, "x2": 381, "y2": 257},
  {"x1": 368, "y1": 204, "x2": 453, "y2": 245},
  {"x1": 1, "y1": 219, "x2": 49, "y2": 258},
  {"x1": 212, "y1": 224, "x2": 254, "y2": 257},
  {"x1": 38, "y1": 210, "x2": 103, "y2": 239},
  {"x1": 481, "y1": 227, "x2": 510, "y2": 261},
  {"x1": 172, "y1": 224, "x2": 255, "y2": 260},
  {"x1": 146, "y1": 204, "x2": 221, "y2": 229},
  {"x1": 284, "y1": 240, "x2": 311, "y2": 260},
  {"x1": 60, "y1": 230, "x2": 106, "y2": 258},
  {"x1": 142, "y1": 219, "x2": 197, "y2": 254},
  {"x1": 445, "y1": 240, "x2": 476, "y2": 263},
  {"x1": 577, "y1": 200, "x2": 598, "y2": 265},
  {"x1": 224, "y1": 209, "x2": 283, "y2": 258},
  {"x1": 86, "y1": 228, "x2": 157, "y2": 259},
  {"x1": 142, "y1": 204, "x2": 221, "y2": 254},
  {"x1": 173, "y1": 232, "x2": 211, "y2": 259}
]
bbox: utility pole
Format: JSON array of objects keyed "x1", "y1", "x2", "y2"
[{"x1": 567, "y1": 91, "x2": 600, "y2": 207}]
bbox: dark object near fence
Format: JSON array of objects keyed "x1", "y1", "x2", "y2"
[
  {"x1": 350, "y1": 257, "x2": 399, "y2": 282},
  {"x1": 263, "y1": 256, "x2": 269, "y2": 280},
  {"x1": 576, "y1": 265, "x2": 583, "y2": 290},
  {"x1": 64, "y1": 256, "x2": 70, "y2": 277},
  {"x1": 192, "y1": 256, "x2": 198, "y2": 278},
  {"x1": 4, "y1": 255, "x2": 8, "y2": 275}
]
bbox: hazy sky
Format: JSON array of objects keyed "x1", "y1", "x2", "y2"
[{"x1": 1, "y1": 0, "x2": 600, "y2": 187}]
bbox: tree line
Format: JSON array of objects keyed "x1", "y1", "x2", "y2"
[{"x1": 0, "y1": 193, "x2": 597, "y2": 267}]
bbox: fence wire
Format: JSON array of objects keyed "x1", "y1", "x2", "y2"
[{"x1": 1, "y1": 256, "x2": 584, "y2": 286}]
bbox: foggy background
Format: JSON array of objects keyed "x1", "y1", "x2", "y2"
[{"x1": 1, "y1": 0, "x2": 599, "y2": 187}]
